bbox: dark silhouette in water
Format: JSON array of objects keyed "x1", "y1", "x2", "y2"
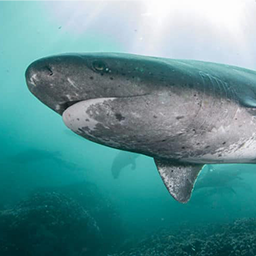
[
  {"x1": 195, "y1": 164, "x2": 243, "y2": 191},
  {"x1": 5, "y1": 148, "x2": 61, "y2": 163},
  {"x1": 193, "y1": 165, "x2": 252, "y2": 200},
  {"x1": 2, "y1": 148, "x2": 81, "y2": 171},
  {"x1": 111, "y1": 151, "x2": 139, "y2": 179},
  {"x1": 0, "y1": 148, "x2": 88, "y2": 211}
]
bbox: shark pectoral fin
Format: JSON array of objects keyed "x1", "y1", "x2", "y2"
[{"x1": 154, "y1": 159, "x2": 204, "y2": 203}]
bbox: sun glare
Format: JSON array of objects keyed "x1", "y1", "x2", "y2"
[
  {"x1": 45, "y1": 1, "x2": 108, "y2": 36},
  {"x1": 142, "y1": 0, "x2": 245, "y2": 31},
  {"x1": 134, "y1": 0, "x2": 250, "y2": 57},
  {"x1": 46, "y1": 0, "x2": 252, "y2": 62},
  {"x1": 189, "y1": 0, "x2": 244, "y2": 30},
  {"x1": 48, "y1": 0, "x2": 246, "y2": 37}
]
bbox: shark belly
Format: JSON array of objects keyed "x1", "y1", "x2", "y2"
[
  {"x1": 181, "y1": 100, "x2": 256, "y2": 164},
  {"x1": 62, "y1": 88, "x2": 256, "y2": 164}
]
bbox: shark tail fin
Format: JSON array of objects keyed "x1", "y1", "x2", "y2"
[{"x1": 154, "y1": 158, "x2": 204, "y2": 203}]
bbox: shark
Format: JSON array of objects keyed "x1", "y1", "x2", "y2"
[
  {"x1": 111, "y1": 151, "x2": 139, "y2": 179},
  {"x1": 25, "y1": 52, "x2": 256, "y2": 203},
  {"x1": 195, "y1": 165, "x2": 243, "y2": 192}
]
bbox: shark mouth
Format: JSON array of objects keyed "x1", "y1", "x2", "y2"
[
  {"x1": 56, "y1": 99, "x2": 95, "y2": 115},
  {"x1": 57, "y1": 93, "x2": 150, "y2": 115},
  {"x1": 58, "y1": 100, "x2": 82, "y2": 114}
]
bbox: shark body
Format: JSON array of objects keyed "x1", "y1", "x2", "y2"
[{"x1": 25, "y1": 53, "x2": 256, "y2": 203}]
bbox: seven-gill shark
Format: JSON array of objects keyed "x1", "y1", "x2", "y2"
[{"x1": 25, "y1": 53, "x2": 256, "y2": 203}]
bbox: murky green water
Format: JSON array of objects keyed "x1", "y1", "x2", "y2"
[{"x1": 1, "y1": 1, "x2": 256, "y2": 255}]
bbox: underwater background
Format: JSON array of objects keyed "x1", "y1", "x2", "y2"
[{"x1": 2, "y1": 1, "x2": 256, "y2": 255}]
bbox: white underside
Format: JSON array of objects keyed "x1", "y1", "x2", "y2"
[
  {"x1": 184, "y1": 134, "x2": 256, "y2": 164},
  {"x1": 62, "y1": 98, "x2": 116, "y2": 132}
]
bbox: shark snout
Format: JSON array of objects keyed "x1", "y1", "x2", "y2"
[
  {"x1": 25, "y1": 62, "x2": 38, "y2": 89},
  {"x1": 25, "y1": 57, "x2": 90, "y2": 115},
  {"x1": 25, "y1": 58, "x2": 66, "y2": 114},
  {"x1": 25, "y1": 59, "x2": 55, "y2": 90}
]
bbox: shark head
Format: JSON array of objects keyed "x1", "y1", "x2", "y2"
[
  {"x1": 25, "y1": 52, "x2": 198, "y2": 159},
  {"x1": 25, "y1": 53, "x2": 167, "y2": 115}
]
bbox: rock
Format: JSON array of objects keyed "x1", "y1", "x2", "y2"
[
  {"x1": 111, "y1": 218, "x2": 256, "y2": 256},
  {"x1": 0, "y1": 192, "x2": 102, "y2": 256}
]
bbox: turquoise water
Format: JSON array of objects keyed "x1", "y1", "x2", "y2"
[{"x1": 2, "y1": 1, "x2": 256, "y2": 255}]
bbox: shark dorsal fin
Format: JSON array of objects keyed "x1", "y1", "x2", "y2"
[{"x1": 154, "y1": 159, "x2": 204, "y2": 203}]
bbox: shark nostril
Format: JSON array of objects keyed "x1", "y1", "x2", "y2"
[{"x1": 45, "y1": 66, "x2": 53, "y2": 76}]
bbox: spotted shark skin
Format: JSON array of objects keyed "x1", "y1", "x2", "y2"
[{"x1": 25, "y1": 53, "x2": 256, "y2": 203}]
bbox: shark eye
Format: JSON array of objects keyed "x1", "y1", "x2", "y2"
[{"x1": 92, "y1": 61, "x2": 107, "y2": 72}]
